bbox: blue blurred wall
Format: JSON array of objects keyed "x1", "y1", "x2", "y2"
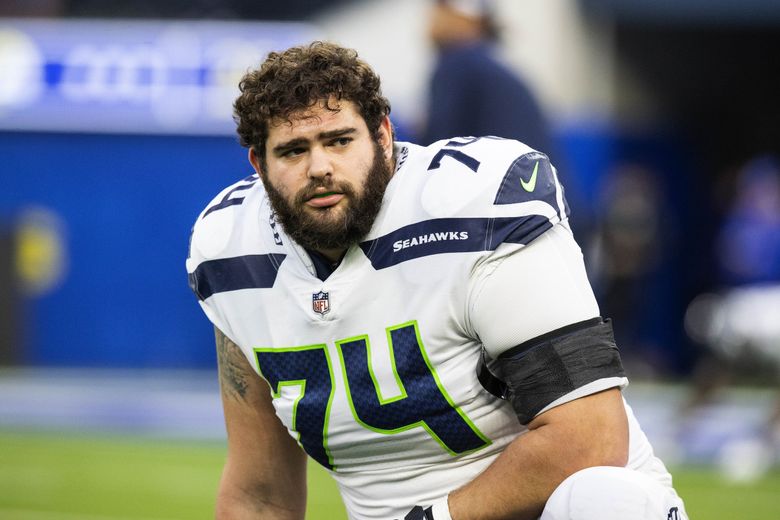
[
  {"x1": 0, "y1": 126, "x2": 697, "y2": 372},
  {"x1": 1, "y1": 131, "x2": 250, "y2": 368}
]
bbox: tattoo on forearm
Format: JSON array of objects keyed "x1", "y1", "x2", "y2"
[{"x1": 215, "y1": 329, "x2": 250, "y2": 401}]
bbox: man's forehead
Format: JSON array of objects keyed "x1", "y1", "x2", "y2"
[{"x1": 269, "y1": 99, "x2": 360, "y2": 133}]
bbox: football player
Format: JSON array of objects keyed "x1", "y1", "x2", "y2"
[{"x1": 186, "y1": 41, "x2": 688, "y2": 520}]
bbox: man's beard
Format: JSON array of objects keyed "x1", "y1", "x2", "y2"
[{"x1": 261, "y1": 141, "x2": 393, "y2": 253}]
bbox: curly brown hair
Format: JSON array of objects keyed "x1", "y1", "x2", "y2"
[{"x1": 233, "y1": 41, "x2": 392, "y2": 162}]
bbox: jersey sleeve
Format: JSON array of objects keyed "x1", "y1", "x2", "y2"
[
  {"x1": 185, "y1": 175, "x2": 261, "y2": 344},
  {"x1": 467, "y1": 223, "x2": 599, "y2": 357}
]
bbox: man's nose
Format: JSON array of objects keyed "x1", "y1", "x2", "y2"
[{"x1": 307, "y1": 147, "x2": 333, "y2": 179}]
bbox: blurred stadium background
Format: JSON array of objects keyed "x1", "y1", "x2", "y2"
[{"x1": 1, "y1": 0, "x2": 779, "y2": 518}]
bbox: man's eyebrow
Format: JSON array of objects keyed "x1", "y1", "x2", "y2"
[
  {"x1": 319, "y1": 127, "x2": 358, "y2": 140},
  {"x1": 272, "y1": 137, "x2": 307, "y2": 154},
  {"x1": 271, "y1": 128, "x2": 358, "y2": 155}
]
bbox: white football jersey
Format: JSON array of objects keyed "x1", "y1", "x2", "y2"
[{"x1": 187, "y1": 137, "x2": 674, "y2": 520}]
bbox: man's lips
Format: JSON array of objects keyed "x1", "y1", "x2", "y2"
[{"x1": 306, "y1": 192, "x2": 345, "y2": 208}]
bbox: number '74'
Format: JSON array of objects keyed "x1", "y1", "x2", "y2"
[{"x1": 254, "y1": 321, "x2": 490, "y2": 469}]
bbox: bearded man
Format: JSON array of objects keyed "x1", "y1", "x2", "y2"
[{"x1": 186, "y1": 41, "x2": 688, "y2": 520}]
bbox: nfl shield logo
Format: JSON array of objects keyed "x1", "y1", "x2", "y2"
[{"x1": 312, "y1": 291, "x2": 330, "y2": 315}]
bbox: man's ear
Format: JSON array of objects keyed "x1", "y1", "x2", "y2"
[
  {"x1": 378, "y1": 115, "x2": 394, "y2": 160},
  {"x1": 248, "y1": 147, "x2": 263, "y2": 174}
]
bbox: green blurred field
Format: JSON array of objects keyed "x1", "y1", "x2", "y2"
[{"x1": 1, "y1": 429, "x2": 778, "y2": 519}]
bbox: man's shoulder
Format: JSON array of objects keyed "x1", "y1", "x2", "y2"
[
  {"x1": 401, "y1": 136, "x2": 529, "y2": 177},
  {"x1": 187, "y1": 173, "x2": 276, "y2": 265},
  {"x1": 410, "y1": 136, "x2": 541, "y2": 176},
  {"x1": 360, "y1": 138, "x2": 568, "y2": 268},
  {"x1": 396, "y1": 136, "x2": 563, "y2": 219}
]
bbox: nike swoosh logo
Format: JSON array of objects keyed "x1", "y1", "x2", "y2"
[{"x1": 520, "y1": 160, "x2": 539, "y2": 192}]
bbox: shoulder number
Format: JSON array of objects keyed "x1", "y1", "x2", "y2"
[
  {"x1": 426, "y1": 136, "x2": 508, "y2": 173},
  {"x1": 203, "y1": 175, "x2": 258, "y2": 218}
]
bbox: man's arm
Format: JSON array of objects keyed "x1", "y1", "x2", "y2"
[
  {"x1": 446, "y1": 226, "x2": 629, "y2": 519},
  {"x1": 214, "y1": 327, "x2": 308, "y2": 520},
  {"x1": 448, "y1": 387, "x2": 628, "y2": 520}
]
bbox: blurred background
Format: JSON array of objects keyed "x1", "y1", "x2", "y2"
[{"x1": 1, "y1": 0, "x2": 779, "y2": 518}]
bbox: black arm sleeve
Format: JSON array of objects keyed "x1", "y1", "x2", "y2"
[{"x1": 477, "y1": 317, "x2": 625, "y2": 424}]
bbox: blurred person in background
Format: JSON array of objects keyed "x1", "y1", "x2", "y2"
[
  {"x1": 716, "y1": 156, "x2": 780, "y2": 289},
  {"x1": 420, "y1": 0, "x2": 593, "y2": 241},
  {"x1": 588, "y1": 163, "x2": 677, "y2": 378},
  {"x1": 420, "y1": 0, "x2": 555, "y2": 160},
  {"x1": 683, "y1": 155, "x2": 780, "y2": 473},
  {"x1": 186, "y1": 41, "x2": 687, "y2": 520}
]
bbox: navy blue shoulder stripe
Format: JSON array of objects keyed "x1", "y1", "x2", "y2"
[
  {"x1": 189, "y1": 253, "x2": 286, "y2": 300},
  {"x1": 359, "y1": 215, "x2": 551, "y2": 270}
]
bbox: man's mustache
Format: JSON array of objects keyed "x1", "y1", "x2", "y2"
[{"x1": 295, "y1": 179, "x2": 355, "y2": 204}]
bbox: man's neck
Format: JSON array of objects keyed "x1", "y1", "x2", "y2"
[
  {"x1": 316, "y1": 248, "x2": 347, "y2": 265},
  {"x1": 307, "y1": 248, "x2": 347, "y2": 282}
]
